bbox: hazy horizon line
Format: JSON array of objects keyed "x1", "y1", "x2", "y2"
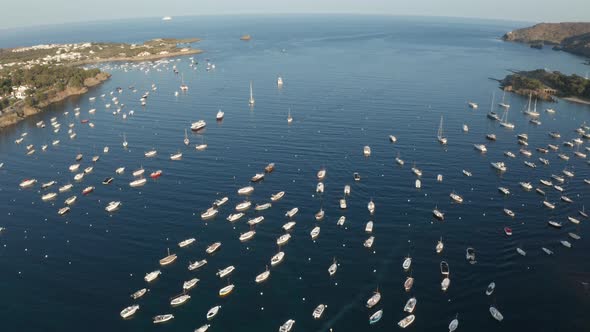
[{"x1": 0, "y1": 12, "x2": 543, "y2": 32}]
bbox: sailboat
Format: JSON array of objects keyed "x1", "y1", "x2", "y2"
[
  {"x1": 180, "y1": 74, "x2": 188, "y2": 91},
  {"x1": 287, "y1": 109, "x2": 293, "y2": 124},
  {"x1": 437, "y1": 115, "x2": 448, "y2": 145},
  {"x1": 487, "y1": 92, "x2": 500, "y2": 120},
  {"x1": 523, "y1": 93, "x2": 539, "y2": 117},
  {"x1": 248, "y1": 81, "x2": 255, "y2": 105},
  {"x1": 122, "y1": 133, "x2": 128, "y2": 148},
  {"x1": 499, "y1": 106, "x2": 515, "y2": 129},
  {"x1": 498, "y1": 90, "x2": 510, "y2": 108},
  {"x1": 183, "y1": 129, "x2": 190, "y2": 146}
]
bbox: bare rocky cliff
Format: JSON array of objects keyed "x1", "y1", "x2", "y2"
[{"x1": 502, "y1": 22, "x2": 590, "y2": 58}]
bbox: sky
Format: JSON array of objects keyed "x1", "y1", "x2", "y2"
[{"x1": 1, "y1": 0, "x2": 589, "y2": 29}]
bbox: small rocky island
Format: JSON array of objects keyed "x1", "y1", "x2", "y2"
[
  {"x1": 0, "y1": 38, "x2": 202, "y2": 129},
  {"x1": 501, "y1": 69, "x2": 590, "y2": 104},
  {"x1": 502, "y1": 22, "x2": 590, "y2": 58}
]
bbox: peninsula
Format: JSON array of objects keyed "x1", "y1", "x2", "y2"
[
  {"x1": 502, "y1": 22, "x2": 590, "y2": 58},
  {"x1": 501, "y1": 69, "x2": 590, "y2": 104},
  {"x1": 0, "y1": 38, "x2": 202, "y2": 129}
]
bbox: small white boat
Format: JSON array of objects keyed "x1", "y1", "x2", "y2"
[
  {"x1": 19, "y1": 179, "x2": 37, "y2": 188},
  {"x1": 503, "y1": 208, "x2": 515, "y2": 218},
  {"x1": 310, "y1": 226, "x2": 320, "y2": 240},
  {"x1": 131, "y1": 288, "x2": 147, "y2": 300},
  {"x1": 153, "y1": 314, "x2": 174, "y2": 324},
  {"x1": 57, "y1": 206, "x2": 70, "y2": 215},
  {"x1": 449, "y1": 316, "x2": 459, "y2": 332},
  {"x1": 238, "y1": 186, "x2": 254, "y2": 195},
  {"x1": 256, "y1": 266, "x2": 271, "y2": 283},
  {"x1": 170, "y1": 152, "x2": 183, "y2": 160},
  {"x1": 144, "y1": 270, "x2": 161, "y2": 282},
  {"x1": 120, "y1": 305, "x2": 140, "y2": 319},
  {"x1": 64, "y1": 196, "x2": 77, "y2": 206},
  {"x1": 227, "y1": 213, "x2": 244, "y2": 222},
  {"x1": 450, "y1": 192, "x2": 463, "y2": 203},
  {"x1": 201, "y1": 208, "x2": 218, "y2": 220},
  {"x1": 159, "y1": 248, "x2": 177, "y2": 266},
  {"x1": 282, "y1": 221, "x2": 296, "y2": 231},
  {"x1": 516, "y1": 248, "x2": 526, "y2": 256},
  {"x1": 436, "y1": 238, "x2": 444, "y2": 253},
  {"x1": 486, "y1": 282, "x2": 495, "y2": 296},
  {"x1": 498, "y1": 187, "x2": 510, "y2": 195},
  {"x1": 441, "y1": 277, "x2": 451, "y2": 291},
  {"x1": 364, "y1": 236, "x2": 375, "y2": 248},
  {"x1": 216, "y1": 110, "x2": 225, "y2": 120},
  {"x1": 363, "y1": 145, "x2": 372, "y2": 156},
  {"x1": 561, "y1": 240, "x2": 572, "y2": 248},
  {"x1": 41, "y1": 192, "x2": 57, "y2": 201},
  {"x1": 328, "y1": 258, "x2": 338, "y2": 276},
  {"x1": 317, "y1": 168, "x2": 326, "y2": 180},
  {"x1": 206, "y1": 306, "x2": 221, "y2": 320},
  {"x1": 183, "y1": 278, "x2": 199, "y2": 290},
  {"x1": 271, "y1": 191, "x2": 285, "y2": 201},
  {"x1": 144, "y1": 150, "x2": 157, "y2": 158},
  {"x1": 365, "y1": 221, "x2": 374, "y2": 233},
  {"x1": 468, "y1": 102, "x2": 478, "y2": 109},
  {"x1": 339, "y1": 198, "x2": 347, "y2": 209},
  {"x1": 285, "y1": 207, "x2": 299, "y2": 218},
  {"x1": 277, "y1": 233, "x2": 291, "y2": 246},
  {"x1": 195, "y1": 325, "x2": 210, "y2": 332},
  {"x1": 367, "y1": 200, "x2": 375, "y2": 214},
  {"x1": 191, "y1": 120, "x2": 207, "y2": 131},
  {"x1": 312, "y1": 304, "x2": 326, "y2": 319},
  {"x1": 132, "y1": 168, "x2": 145, "y2": 177},
  {"x1": 188, "y1": 259, "x2": 207, "y2": 271},
  {"x1": 344, "y1": 185, "x2": 351, "y2": 195},
  {"x1": 105, "y1": 201, "x2": 121, "y2": 212},
  {"x1": 491, "y1": 162, "x2": 507, "y2": 172},
  {"x1": 235, "y1": 201, "x2": 252, "y2": 212},
  {"x1": 170, "y1": 294, "x2": 191, "y2": 306},
  {"x1": 216, "y1": 265, "x2": 235, "y2": 278},
  {"x1": 519, "y1": 182, "x2": 532, "y2": 191},
  {"x1": 489, "y1": 306, "x2": 503, "y2": 322},
  {"x1": 59, "y1": 184, "x2": 73, "y2": 192},
  {"x1": 178, "y1": 238, "x2": 196, "y2": 248},
  {"x1": 474, "y1": 144, "x2": 487, "y2": 153},
  {"x1": 389, "y1": 135, "x2": 398, "y2": 142},
  {"x1": 279, "y1": 319, "x2": 295, "y2": 332},
  {"x1": 239, "y1": 230, "x2": 256, "y2": 242},
  {"x1": 206, "y1": 242, "x2": 221, "y2": 254},
  {"x1": 271, "y1": 251, "x2": 285, "y2": 266},
  {"x1": 402, "y1": 256, "x2": 412, "y2": 271},
  {"x1": 316, "y1": 182, "x2": 324, "y2": 193},
  {"x1": 129, "y1": 178, "x2": 147, "y2": 187},
  {"x1": 219, "y1": 284, "x2": 235, "y2": 297},
  {"x1": 404, "y1": 297, "x2": 417, "y2": 313},
  {"x1": 398, "y1": 314, "x2": 415, "y2": 328},
  {"x1": 366, "y1": 290, "x2": 381, "y2": 308}
]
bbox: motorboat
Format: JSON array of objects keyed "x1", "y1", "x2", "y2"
[
  {"x1": 310, "y1": 226, "x2": 321, "y2": 240},
  {"x1": 239, "y1": 230, "x2": 256, "y2": 242},
  {"x1": 517, "y1": 248, "x2": 526, "y2": 256},
  {"x1": 328, "y1": 258, "x2": 338, "y2": 276},
  {"x1": 436, "y1": 238, "x2": 444, "y2": 253},
  {"x1": 433, "y1": 208, "x2": 444, "y2": 220},
  {"x1": 238, "y1": 186, "x2": 254, "y2": 195},
  {"x1": 524, "y1": 161, "x2": 536, "y2": 168},
  {"x1": 58, "y1": 206, "x2": 70, "y2": 215},
  {"x1": 191, "y1": 120, "x2": 206, "y2": 131},
  {"x1": 20, "y1": 179, "x2": 37, "y2": 188},
  {"x1": 216, "y1": 110, "x2": 225, "y2": 120},
  {"x1": 265, "y1": 163, "x2": 276, "y2": 173},
  {"x1": 120, "y1": 305, "x2": 140, "y2": 319},
  {"x1": 491, "y1": 162, "x2": 507, "y2": 172},
  {"x1": 367, "y1": 200, "x2": 375, "y2": 214},
  {"x1": 440, "y1": 261, "x2": 450, "y2": 276},
  {"x1": 548, "y1": 220, "x2": 562, "y2": 228},
  {"x1": 366, "y1": 290, "x2": 381, "y2": 308},
  {"x1": 219, "y1": 284, "x2": 235, "y2": 297},
  {"x1": 206, "y1": 242, "x2": 221, "y2": 254},
  {"x1": 317, "y1": 168, "x2": 326, "y2": 180},
  {"x1": 188, "y1": 259, "x2": 207, "y2": 271},
  {"x1": 519, "y1": 148, "x2": 532, "y2": 157},
  {"x1": 486, "y1": 282, "x2": 496, "y2": 296},
  {"x1": 369, "y1": 310, "x2": 383, "y2": 325},
  {"x1": 153, "y1": 314, "x2": 174, "y2": 324},
  {"x1": 277, "y1": 233, "x2": 291, "y2": 246},
  {"x1": 519, "y1": 182, "x2": 532, "y2": 190},
  {"x1": 489, "y1": 306, "x2": 503, "y2": 322},
  {"x1": 344, "y1": 185, "x2": 351, "y2": 195},
  {"x1": 365, "y1": 221, "x2": 374, "y2": 233},
  {"x1": 340, "y1": 198, "x2": 347, "y2": 209},
  {"x1": 404, "y1": 276, "x2": 414, "y2": 291},
  {"x1": 398, "y1": 314, "x2": 415, "y2": 328},
  {"x1": 150, "y1": 170, "x2": 163, "y2": 179},
  {"x1": 498, "y1": 187, "x2": 510, "y2": 195},
  {"x1": 363, "y1": 145, "x2": 372, "y2": 156},
  {"x1": 59, "y1": 184, "x2": 73, "y2": 192},
  {"x1": 450, "y1": 192, "x2": 463, "y2": 203},
  {"x1": 316, "y1": 182, "x2": 324, "y2": 193},
  {"x1": 235, "y1": 201, "x2": 252, "y2": 212},
  {"x1": 105, "y1": 201, "x2": 121, "y2": 212},
  {"x1": 404, "y1": 297, "x2": 417, "y2": 313},
  {"x1": 102, "y1": 177, "x2": 114, "y2": 185},
  {"x1": 364, "y1": 236, "x2": 375, "y2": 248},
  {"x1": 64, "y1": 196, "x2": 77, "y2": 206},
  {"x1": 504, "y1": 227, "x2": 512, "y2": 236},
  {"x1": 201, "y1": 208, "x2": 218, "y2": 219},
  {"x1": 503, "y1": 208, "x2": 515, "y2": 218},
  {"x1": 283, "y1": 221, "x2": 296, "y2": 231},
  {"x1": 441, "y1": 277, "x2": 451, "y2": 291},
  {"x1": 504, "y1": 151, "x2": 516, "y2": 158},
  {"x1": 170, "y1": 152, "x2": 183, "y2": 160},
  {"x1": 466, "y1": 248, "x2": 476, "y2": 264},
  {"x1": 271, "y1": 191, "x2": 285, "y2": 201},
  {"x1": 255, "y1": 202, "x2": 272, "y2": 211},
  {"x1": 285, "y1": 207, "x2": 299, "y2": 218},
  {"x1": 116, "y1": 167, "x2": 125, "y2": 175},
  {"x1": 144, "y1": 270, "x2": 161, "y2": 282},
  {"x1": 279, "y1": 319, "x2": 295, "y2": 332},
  {"x1": 178, "y1": 238, "x2": 196, "y2": 248},
  {"x1": 227, "y1": 213, "x2": 244, "y2": 222},
  {"x1": 170, "y1": 294, "x2": 191, "y2": 306},
  {"x1": 402, "y1": 256, "x2": 412, "y2": 270},
  {"x1": 561, "y1": 240, "x2": 572, "y2": 248},
  {"x1": 82, "y1": 186, "x2": 95, "y2": 195},
  {"x1": 354, "y1": 172, "x2": 361, "y2": 181},
  {"x1": 543, "y1": 201, "x2": 556, "y2": 209},
  {"x1": 312, "y1": 304, "x2": 326, "y2": 319},
  {"x1": 213, "y1": 196, "x2": 229, "y2": 207},
  {"x1": 251, "y1": 173, "x2": 265, "y2": 182},
  {"x1": 41, "y1": 192, "x2": 57, "y2": 201},
  {"x1": 129, "y1": 178, "x2": 147, "y2": 187},
  {"x1": 144, "y1": 150, "x2": 157, "y2": 158},
  {"x1": 131, "y1": 288, "x2": 147, "y2": 300},
  {"x1": 474, "y1": 144, "x2": 487, "y2": 152},
  {"x1": 486, "y1": 133, "x2": 497, "y2": 140}
]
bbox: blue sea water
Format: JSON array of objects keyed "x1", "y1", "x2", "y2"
[{"x1": 0, "y1": 15, "x2": 589, "y2": 332}]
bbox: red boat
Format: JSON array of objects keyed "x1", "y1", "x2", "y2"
[
  {"x1": 82, "y1": 186, "x2": 95, "y2": 195},
  {"x1": 150, "y1": 170, "x2": 162, "y2": 179},
  {"x1": 504, "y1": 227, "x2": 512, "y2": 236},
  {"x1": 81, "y1": 119, "x2": 89, "y2": 124}
]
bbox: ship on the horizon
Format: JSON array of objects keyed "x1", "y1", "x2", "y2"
[{"x1": 162, "y1": 16, "x2": 172, "y2": 21}]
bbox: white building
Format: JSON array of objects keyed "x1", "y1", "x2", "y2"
[{"x1": 12, "y1": 86, "x2": 29, "y2": 100}]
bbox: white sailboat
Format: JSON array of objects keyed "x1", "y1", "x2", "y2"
[
  {"x1": 499, "y1": 106, "x2": 515, "y2": 129},
  {"x1": 122, "y1": 133, "x2": 128, "y2": 148},
  {"x1": 437, "y1": 115, "x2": 448, "y2": 145},
  {"x1": 498, "y1": 90, "x2": 510, "y2": 108},
  {"x1": 248, "y1": 81, "x2": 255, "y2": 105},
  {"x1": 287, "y1": 109, "x2": 293, "y2": 123},
  {"x1": 184, "y1": 129, "x2": 189, "y2": 146}
]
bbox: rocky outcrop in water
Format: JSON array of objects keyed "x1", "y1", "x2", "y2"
[{"x1": 502, "y1": 22, "x2": 590, "y2": 58}]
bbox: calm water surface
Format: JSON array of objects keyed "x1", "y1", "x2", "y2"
[{"x1": 0, "y1": 15, "x2": 589, "y2": 332}]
